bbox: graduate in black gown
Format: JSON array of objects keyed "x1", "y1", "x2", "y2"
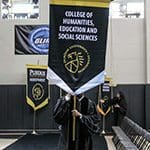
[
  {"x1": 53, "y1": 93, "x2": 101, "y2": 150},
  {"x1": 112, "y1": 91, "x2": 127, "y2": 126},
  {"x1": 100, "y1": 91, "x2": 127, "y2": 126}
]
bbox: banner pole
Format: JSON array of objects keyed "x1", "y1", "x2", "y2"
[
  {"x1": 98, "y1": 85, "x2": 101, "y2": 103},
  {"x1": 101, "y1": 94, "x2": 106, "y2": 134},
  {"x1": 32, "y1": 110, "x2": 37, "y2": 135},
  {"x1": 111, "y1": 86, "x2": 114, "y2": 113},
  {"x1": 73, "y1": 96, "x2": 77, "y2": 141},
  {"x1": 98, "y1": 85, "x2": 106, "y2": 134},
  {"x1": 60, "y1": 88, "x2": 62, "y2": 97},
  {"x1": 102, "y1": 115, "x2": 106, "y2": 134}
]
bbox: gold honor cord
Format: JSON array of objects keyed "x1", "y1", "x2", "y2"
[
  {"x1": 50, "y1": 0, "x2": 111, "y2": 8},
  {"x1": 96, "y1": 104, "x2": 110, "y2": 116},
  {"x1": 73, "y1": 96, "x2": 77, "y2": 141}
]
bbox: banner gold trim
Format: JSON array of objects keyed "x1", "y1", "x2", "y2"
[
  {"x1": 26, "y1": 96, "x2": 48, "y2": 111},
  {"x1": 35, "y1": 99, "x2": 49, "y2": 111},
  {"x1": 50, "y1": 0, "x2": 110, "y2": 8},
  {"x1": 27, "y1": 96, "x2": 35, "y2": 110},
  {"x1": 26, "y1": 64, "x2": 47, "y2": 69}
]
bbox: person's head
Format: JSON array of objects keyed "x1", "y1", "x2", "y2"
[{"x1": 116, "y1": 91, "x2": 125, "y2": 100}]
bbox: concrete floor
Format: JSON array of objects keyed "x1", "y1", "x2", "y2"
[
  {"x1": 0, "y1": 138, "x2": 18, "y2": 149},
  {"x1": 105, "y1": 136, "x2": 116, "y2": 150}
]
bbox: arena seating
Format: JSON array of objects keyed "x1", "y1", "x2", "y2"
[{"x1": 112, "y1": 116, "x2": 150, "y2": 150}]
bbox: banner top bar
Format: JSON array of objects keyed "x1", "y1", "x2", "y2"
[
  {"x1": 50, "y1": 0, "x2": 110, "y2": 8},
  {"x1": 26, "y1": 64, "x2": 48, "y2": 69}
]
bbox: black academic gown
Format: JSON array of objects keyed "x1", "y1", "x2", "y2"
[
  {"x1": 53, "y1": 96, "x2": 100, "y2": 150},
  {"x1": 111, "y1": 97, "x2": 127, "y2": 126}
]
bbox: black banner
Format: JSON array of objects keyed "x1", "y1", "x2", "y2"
[
  {"x1": 15, "y1": 25, "x2": 49, "y2": 55},
  {"x1": 26, "y1": 65, "x2": 48, "y2": 111},
  {"x1": 47, "y1": 0, "x2": 110, "y2": 95},
  {"x1": 97, "y1": 79, "x2": 111, "y2": 116},
  {"x1": 101, "y1": 80, "x2": 111, "y2": 113}
]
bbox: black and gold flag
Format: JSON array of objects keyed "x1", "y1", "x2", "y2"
[
  {"x1": 47, "y1": 0, "x2": 111, "y2": 94},
  {"x1": 26, "y1": 64, "x2": 48, "y2": 111},
  {"x1": 97, "y1": 79, "x2": 111, "y2": 116}
]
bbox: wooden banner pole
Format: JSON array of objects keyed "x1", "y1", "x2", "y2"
[{"x1": 72, "y1": 96, "x2": 77, "y2": 141}]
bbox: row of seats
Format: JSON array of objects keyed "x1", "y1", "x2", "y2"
[{"x1": 112, "y1": 116, "x2": 150, "y2": 150}]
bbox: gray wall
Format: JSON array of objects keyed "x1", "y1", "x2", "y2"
[
  {"x1": 106, "y1": 18, "x2": 145, "y2": 84},
  {"x1": 0, "y1": 85, "x2": 60, "y2": 130},
  {"x1": 0, "y1": 0, "x2": 49, "y2": 84},
  {"x1": 0, "y1": 84, "x2": 146, "y2": 130},
  {"x1": 145, "y1": 0, "x2": 150, "y2": 84}
]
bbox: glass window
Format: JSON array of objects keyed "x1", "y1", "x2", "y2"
[
  {"x1": 1, "y1": 0, "x2": 39, "y2": 19},
  {"x1": 110, "y1": 0, "x2": 144, "y2": 18}
]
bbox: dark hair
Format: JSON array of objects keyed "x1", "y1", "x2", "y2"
[{"x1": 118, "y1": 91, "x2": 125, "y2": 100}]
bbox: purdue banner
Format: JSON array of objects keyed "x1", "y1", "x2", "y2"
[
  {"x1": 15, "y1": 25, "x2": 49, "y2": 55},
  {"x1": 26, "y1": 65, "x2": 48, "y2": 111},
  {"x1": 47, "y1": 0, "x2": 111, "y2": 95},
  {"x1": 97, "y1": 79, "x2": 111, "y2": 116}
]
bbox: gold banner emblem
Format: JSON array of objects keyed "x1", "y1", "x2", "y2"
[
  {"x1": 32, "y1": 83, "x2": 44, "y2": 101},
  {"x1": 64, "y1": 45, "x2": 90, "y2": 74}
]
